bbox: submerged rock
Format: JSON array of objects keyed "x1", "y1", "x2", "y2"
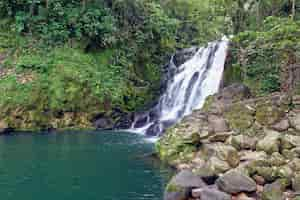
[{"x1": 216, "y1": 170, "x2": 256, "y2": 194}]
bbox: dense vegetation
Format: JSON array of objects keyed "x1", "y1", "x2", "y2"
[{"x1": 0, "y1": 0, "x2": 299, "y2": 130}]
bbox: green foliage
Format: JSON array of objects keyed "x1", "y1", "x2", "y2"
[{"x1": 230, "y1": 17, "x2": 300, "y2": 94}]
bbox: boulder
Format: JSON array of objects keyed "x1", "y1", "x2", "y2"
[
  {"x1": 216, "y1": 83, "x2": 251, "y2": 104},
  {"x1": 202, "y1": 143, "x2": 240, "y2": 168},
  {"x1": 255, "y1": 101, "x2": 286, "y2": 126},
  {"x1": 272, "y1": 119, "x2": 290, "y2": 132},
  {"x1": 281, "y1": 134, "x2": 300, "y2": 149},
  {"x1": 209, "y1": 132, "x2": 232, "y2": 142},
  {"x1": 293, "y1": 174, "x2": 300, "y2": 192},
  {"x1": 262, "y1": 180, "x2": 285, "y2": 200},
  {"x1": 256, "y1": 130, "x2": 281, "y2": 154},
  {"x1": 290, "y1": 112, "x2": 300, "y2": 131},
  {"x1": 0, "y1": 120, "x2": 9, "y2": 134},
  {"x1": 164, "y1": 170, "x2": 206, "y2": 200},
  {"x1": 192, "y1": 187, "x2": 231, "y2": 200},
  {"x1": 216, "y1": 170, "x2": 257, "y2": 194},
  {"x1": 229, "y1": 135, "x2": 257, "y2": 150},
  {"x1": 208, "y1": 115, "x2": 229, "y2": 133}
]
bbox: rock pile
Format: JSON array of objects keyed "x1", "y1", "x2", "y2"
[{"x1": 157, "y1": 84, "x2": 300, "y2": 200}]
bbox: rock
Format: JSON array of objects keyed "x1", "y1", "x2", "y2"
[
  {"x1": 255, "y1": 101, "x2": 286, "y2": 126},
  {"x1": 192, "y1": 187, "x2": 231, "y2": 200},
  {"x1": 0, "y1": 120, "x2": 9, "y2": 134},
  {"x1": 289, "y1": 158, "x2": 300, "y2": 171},
  {"x1": 208, "y1": 156, "x2": 231, "y2": 174},
  {"x1": 253, "y1": 175, "x2": 266, "y2": 185},
  {"x1": 269, "y1": 152, "x2": 286, "y2": 166},
  {"x1": 216, "y1": 170, "x2": 257, "y2": 194},
  {"x1": 202, "y1": 143, "x2": 240, "y2": 168},
  {"x1": 262, "y1": 180, "x2": 285, "y2": 200},
  {"x1": 272, "y1": 119, "x2": 290, "y2": 132},
  {"x1": 240, "y1": 151, "x2": 268, "y2": 162},
  {"x1": 209, "y1": 132, "x2": 232, "y2": 142},
  {"x1": 224, "y1": 103, "x2": 255, "y2": 132},
  {"x1": 256, "y1": 130, "x2": 281, "y2": 154},
  {"x1": 235, "y1": 193, "x2": 256, "y2": 200},
  {"x1": 290, "y1": 112, "x2": 300, "y2": 131},
  {"x1": 173, "y1": 47, "x2": 199, "y2": 67},
  {"x1": 164, "y1": 170, "x2": 206, "y2": 200},
  {"x1": 93, "y1": 117, "x2": 113, "y2": 129},
  {"x1": 281, "y1": 134, "x2": 300, "y2": 149},
  {"x1": 230, "y1": 135, "x2": 257, "y2": 150},
  {"x1": 293, "y1": 174, "x2": 300, "y2": 192},
  {"x1": 208, "y1": 115, "x2": 229, "y2": 133},
  {"x1": 216, "y1": 83, "x2": 251, "y2": 104}
]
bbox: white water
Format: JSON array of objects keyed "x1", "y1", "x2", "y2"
[{"x1": 130, "y1": 38, "x2": 229, "y2": 136}]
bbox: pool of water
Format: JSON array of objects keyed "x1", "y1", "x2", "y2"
[{"x1": 0, "y1": 131, "x2": 172, "y2": 200}]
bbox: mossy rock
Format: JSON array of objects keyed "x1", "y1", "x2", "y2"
[
  {"x1": 224, "y1": 103, "x2": 255, "y2": 132},
  {"x1": 255, "y1": 102, "x2": 286, "y2": 126}
]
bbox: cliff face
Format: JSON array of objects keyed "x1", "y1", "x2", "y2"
[{"x1": 157, "y1": 84, "x2": 300, "y2": 200}]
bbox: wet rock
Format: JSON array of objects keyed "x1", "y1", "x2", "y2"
[
  {"x1": 164, "y1": 170, "x2": 206, "y2": 200},
  {"x1": 173, "y1": 47, "x2": 199, "y2": 67},
  {"x1": 0, "y1": 120, "x2": 9, "y2": 134},
  {"x1": 216, "y1": 170, "x2": 257, "y2": 194},
  {"x1": 93, "y1": 117, "x2": 113, "y2": 129},
  {"x1": 256, "y1": 130, "x2": 281, "y2": 154},
  {"x1": 262, "y1": 180, "x2": 285, "y2": 200},
  {"x1": 192, "y1": 187, "x2": 231, "y2": 200},
  {"x1": 272, "y1": 119, "x2": 290, "y2": 132},
  {"x1": 290, "y1": 112, "x2": 300, "y2": 131}
]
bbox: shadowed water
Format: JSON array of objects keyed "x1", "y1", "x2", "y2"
[{"x1": 0, "y1": 131, "x2": 172, "y2": 200}]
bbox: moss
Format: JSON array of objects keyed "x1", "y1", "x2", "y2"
[
  {"x1": 202, "y1": 95, "x2": 214, "y2": 112},
  {"x1": 255, "y1": 102, "x2": 286, "y2": 126},
  {"x1": 224, "y1": 103, "x2": 255, "y2": 132},
  {"x1": 165, "y1": 183, "x2": 183, "y2": 192}
]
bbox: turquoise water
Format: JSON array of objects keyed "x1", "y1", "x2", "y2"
[{"x1": 0, "y1": 131, "x2": 171, "y2": 200}]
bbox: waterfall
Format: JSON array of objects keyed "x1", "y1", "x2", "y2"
[{"x1": 130, "y1": 38, "x2": 229, "y2": 137}]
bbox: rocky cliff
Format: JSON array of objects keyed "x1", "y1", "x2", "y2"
[{"x1": 157, "y1": 84, "x2": 300, "y2": 200}]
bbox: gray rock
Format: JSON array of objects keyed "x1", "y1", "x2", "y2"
[
  {"x1": 192, "y1": 187, "x2": 231, "y2": 200},
  {"x1": 256, "y1": 130, "x2": 281, "y2": 154},
  {"x1": 209, "y1": 132, "x2": 232, "y2": 142},
  {"x1": 216, "y1": 170, "x2": 257, "y2": 194}
]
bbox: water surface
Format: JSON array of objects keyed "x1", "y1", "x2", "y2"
[{"x1": 0, "y1": 131, "x2": 171, "y2": 200}]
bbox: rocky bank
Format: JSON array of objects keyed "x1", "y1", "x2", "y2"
[{"x1": 156, "y1": 84, "x2": 300, "y2": 200}]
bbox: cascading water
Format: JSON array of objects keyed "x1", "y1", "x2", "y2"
[{"x1": 130, "y1": 38, "x2": 229, "y2": 137}]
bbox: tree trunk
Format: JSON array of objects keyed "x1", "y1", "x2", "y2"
[{"x1": 291, "y1": 0, "x2": 296, "y2": 20}]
